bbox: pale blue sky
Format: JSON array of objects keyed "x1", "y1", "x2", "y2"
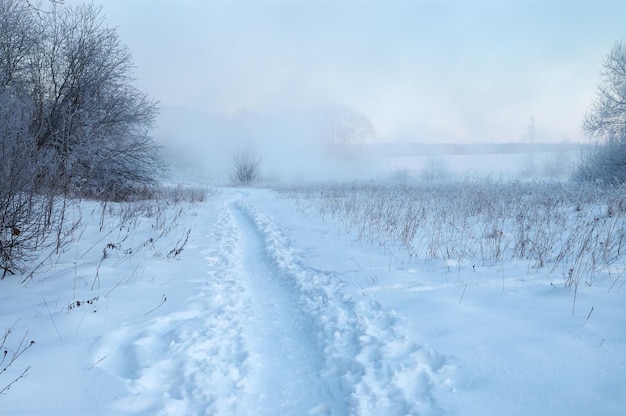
[{"x1": 72, "y1": 0, "x2": 626, "y2": 143}]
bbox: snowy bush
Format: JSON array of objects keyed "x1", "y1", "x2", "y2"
[
  {"x1": 573, "y1": 140, "x2": 626, "y2": 185},
  {"x1": 230, "y1": 147, "x2": 262, "y2": 186}
]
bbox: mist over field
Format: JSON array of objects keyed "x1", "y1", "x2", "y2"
[
  {"x1": 65, "y1": 0, "x2": 626, "y2": 185},
  {"x1": 156, "y1": 106, "x2": 378, "y2": 183},
  {"x1": 156, "y1": 105, "x2": 582, "y2": 183}
]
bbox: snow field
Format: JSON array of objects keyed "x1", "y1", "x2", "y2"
[
  {"x1": 1, "y1": 189, "x2": 452, "y2": 415},
  {"x1": 1, "y1": 185, "x2": 625, "y2": 415},
  {"x1": 0, "y1": 196, "x2": 248, "y2": 415},
  {"x1": 276, "y1": 182, "x2": 626, "y2": 415}
]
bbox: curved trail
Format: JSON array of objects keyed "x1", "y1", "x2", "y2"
[
  {"x1": 230, "y1": 194, "x2": 448, "y2": 415},
  {"x1": 230, "y1": 200, "x2": 334, "y2": 414},
  {"x1": 93, "y1": 190, "x2": 448, "y2": 415}
]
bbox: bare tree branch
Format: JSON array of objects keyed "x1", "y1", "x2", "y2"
[
  {"x1": 576, "y1": 40, "x2": 626, "y2": 185},
  {"x1": 25, "y1": 0, "x2": 63, "y2": 15}
]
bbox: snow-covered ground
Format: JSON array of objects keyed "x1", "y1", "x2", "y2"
[{"x1": 1, "y1": 187, "x2": 625, "y2": 415}]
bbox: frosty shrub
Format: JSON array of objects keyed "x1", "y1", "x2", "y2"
[
  {"x1": 160, "y1": 184, "x2": 211, "y2": 204},
  {"x1": 573, "y1": 140, "x2": 626, "y2": 185},
  {"x1": 230, "y1": 147, "x2": 261, "y2": 186}
]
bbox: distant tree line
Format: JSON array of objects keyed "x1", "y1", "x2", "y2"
[{"x1": 0, "y1": 0, "x2": 163, "y2": 276}]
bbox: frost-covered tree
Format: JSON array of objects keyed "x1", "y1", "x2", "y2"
[
  {"x1": 522, "y1": 115, "x2": 537, "y2": 177},
  {"x1": 0, "y1": 0, "x2": 164, "y2": 198},
  {"x1": 0, "y1": 0, "x2": 47, "y2": 276},
  {"x1": 0, "y1": 0, "x2": 38, "y2": 89},
  {"x1": 575, "y1": 41, "x2": 626, "y2": 184},
  {"x1": 420, "y1": 155, "x2": 449, "y2": 182},
  {"x1": 315, "y1": 106, "x2": 375, "y2": 146},
  {"x1": 584, "y1": 41, "x2": 626, "y2": 139},
  {"x1": 230, "y1": 147, "x2": 261, "y2": 186},
  {"x1": 29, "y1": 4, "x2": 164, "y2": 197},
  {"x1": 0, "y1": 0, "x2": 162, "y2": 275},
  {"x1": 314, "y1": 105, "x2": 375, "y2": 161},
  {"x1": 0, "y1": 89, "x2": 61, "y2": 277}
]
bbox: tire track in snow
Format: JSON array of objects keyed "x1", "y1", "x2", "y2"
[{"x1": 236, "y1": 198, "x2": 453, "y2": 416}]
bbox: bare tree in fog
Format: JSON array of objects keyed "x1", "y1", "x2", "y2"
[
  {"x1": 575, "y1": 41, "x2": 626, "y2": 184},
  {"x1": 543, "y1": 140, "x2": 574, "y2": 178},
  {"x1": 420, "y1": 155, "x2": 449, "y2": 182},
  {"x1": 230, "y1": 147, "x2": 261, "y2": 186},
  {"x1": 26, "y1": 0, "x2": 64, "y2": 14},
  {"x1": 584, "y1": 41, "x2": 626, "y2": 139},
  {"x1": 522, "y1": 115, "x2": 537, "y2": 177},
  {"x1": 314, "y1": 105, "x2": 375, "y2": 161}
]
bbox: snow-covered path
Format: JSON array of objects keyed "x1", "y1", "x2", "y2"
[
  {"x1": 59, "y1": 189, "x2": 447, "y2": 415},
  {"x1": 225, "y1": 193, "x2": 449, "y2": 415},
  {"x1": 5, "y1": 187, "x2": 621, "y2": 415},
  {"x1": 229, "y1": 200, "x2": 331, "y2": 414}
]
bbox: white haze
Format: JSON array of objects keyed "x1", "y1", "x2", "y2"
[
  {"x1": 65, "y1": 0, "x2": 626, "y2": 182},
  {"x1": 156, "y1": 107, "x2": 381, "y2": 183}
]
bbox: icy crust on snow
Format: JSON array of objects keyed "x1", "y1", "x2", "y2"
[{"x1": 235, "y1": 200, "x2": 454, "y2": 415}]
